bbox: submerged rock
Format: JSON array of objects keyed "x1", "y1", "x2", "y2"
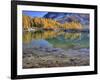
[{"x1": 78, "y1": 48, "x2": 89, "y2": 53}]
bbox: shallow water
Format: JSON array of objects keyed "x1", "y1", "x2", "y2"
[
  {"x1": 23, "y1": 30, "x2": 89, "y2": 50},
  {"x1": 23, "y1": 30, "x2": 90, "y2": 68}
]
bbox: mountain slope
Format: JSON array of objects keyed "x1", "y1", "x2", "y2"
[
  {"x1": 22, "y1": 15, "x2": 83, "y2": 30},
  {"x1": 44, "y1": 12, "x2": 89, "y2": 25}
]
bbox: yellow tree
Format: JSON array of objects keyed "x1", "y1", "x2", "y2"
[{"x1": 22, "y1": 15, "x2": 31, "y2": 30}]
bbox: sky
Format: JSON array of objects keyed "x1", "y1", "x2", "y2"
[{"x1": 22, "y1": 11, "x2": 48, "y2": 18}]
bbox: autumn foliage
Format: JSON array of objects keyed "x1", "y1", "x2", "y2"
[{"x1": 22, "y1": 15, "x2": 82, "y2": 30}]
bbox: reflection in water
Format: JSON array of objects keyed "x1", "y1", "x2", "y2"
[
  {"x1": 23, "y1": 30, "x2": 89, "y2": 49},
  {"x1": 23, "y1": 31, "x2": 32, "y2": 43},
  {"x1": 23, "y1": 30, "x2": 81, "y2": 43},
  {"x1": 64, "y1": 32, "x2": 81, "y2": 40}
]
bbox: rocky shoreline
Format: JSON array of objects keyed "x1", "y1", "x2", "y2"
[{"x1": 23, "y1": 47, "x2": 89, "y2": 68}]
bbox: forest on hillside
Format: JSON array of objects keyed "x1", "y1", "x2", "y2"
[{"x1": 22, "y1": 15, "x2": 83, "y2": 30}]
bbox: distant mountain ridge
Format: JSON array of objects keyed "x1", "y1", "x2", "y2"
[{"x1": 43, "y1": 12, "x2": 89, "y2": 25}]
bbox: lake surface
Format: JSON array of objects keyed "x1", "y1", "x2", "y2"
[
  {"x1": 23, "y1": 30, "x2": 89, "y2": 50},
  {"x1": 23, "y1": 30, "x2": 90, "y2": 68}
]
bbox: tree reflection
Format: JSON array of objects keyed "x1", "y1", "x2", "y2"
[
  {"x1": 23, "y1": 30, "x2": 81, "y2": 43},
  {"x1": 64, "y1": 32, "x2": 81, "y2": 40}
]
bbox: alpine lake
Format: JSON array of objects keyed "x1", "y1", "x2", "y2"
[{"x1": 23, "y1": 29, "x2": 90, "y2": 68}]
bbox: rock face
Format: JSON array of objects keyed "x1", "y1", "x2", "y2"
[{"x1": 44, "y1": 12, "x2": 89, "y2": 25}]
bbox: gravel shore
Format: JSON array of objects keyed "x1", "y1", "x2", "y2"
[{"x1": 23, "y1": 47, "x2": 89, "y2": 68}]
